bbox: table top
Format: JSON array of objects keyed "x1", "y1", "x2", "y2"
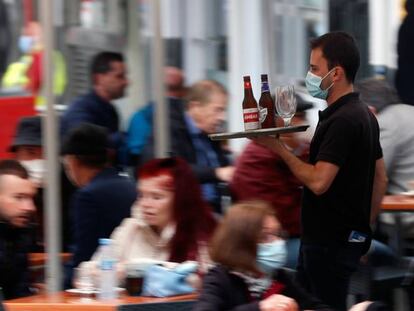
[
  {"x1": 4, "y1": 292, "x2": 197, "y2": 311},
  {"x1": 381, "y1": 194, "x2": 414, "y2": 212}
]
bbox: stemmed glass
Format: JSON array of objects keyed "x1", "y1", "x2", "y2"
[{"x1": 275, "y1": 85, "x2": 297, "y2": 127}]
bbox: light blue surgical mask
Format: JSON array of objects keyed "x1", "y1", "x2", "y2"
[
  {"x1": 256, "y1": 240, "x2": 287, "y2": 275},
  {"x1": 305, "y1": 68, "x2": 335, "y2": 100},
  {"x1": 18, "y1": 36, "x2": 34, "y2": 54}
]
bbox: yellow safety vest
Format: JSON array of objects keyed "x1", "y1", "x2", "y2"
[
  {"x1": 1, "y1": 51, "x2": 67, "y2": 107},
  {"x1": 35, "y1": 50, "x2": 67, "y2": 107},
  {"x1": 1, "y1": 55, "x2": 32, "y2": 88}
]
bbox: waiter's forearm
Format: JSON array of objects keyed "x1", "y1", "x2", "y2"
[{"x1": 276, "y1": 143, "x2": 338, "y2": 195}]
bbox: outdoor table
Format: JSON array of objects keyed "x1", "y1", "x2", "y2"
[
  {"x1": 381, "y1": 194, "x2": 414, "y2": 256},
  {"x1": 28, "y1": 253, "x2": 72, "y2": 268},
  {"x1": 4, "y1": 291, "x2": 197, "y2": 311}
]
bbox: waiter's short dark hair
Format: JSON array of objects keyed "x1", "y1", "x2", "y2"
[
  {"x1": 90, "y1": 52, "x2": 124, "y2": 76},
  {"x1": 311, "y1": 31, "x2": 360, "y2": 83}
]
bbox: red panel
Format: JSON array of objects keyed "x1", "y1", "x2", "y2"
[{"x1": 0, "y1": 95, "x2": 35, "y2": 159}]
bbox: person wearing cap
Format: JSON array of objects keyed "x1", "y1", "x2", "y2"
[
  {"x1": 231, "y1": 95, "x2": 313, "y2": 269},
  {"x1": 9, "y1": 115, "x2": 76, "y2": 251},
  {"x1": 9, "y1": 116, "x2": 43, "y2": 178},
  {"x1": 61, "y1": 123, "x2": 136, "y2": 288}
]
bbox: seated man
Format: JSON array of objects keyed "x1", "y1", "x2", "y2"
[
  {"x1": 141, "y1": 80, "x2": 234, "y2": 214},
  {"x1": 0, "y1": 159, "x2": 36, "y2": 299},
  {"x1": 61, "y1": 123, "x2": 137, "y2": 288},
  {"x1": 356, "y1": 79, "x2": 414, "y2": 241}
]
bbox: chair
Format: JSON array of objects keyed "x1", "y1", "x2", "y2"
[
  {"x1": 117, "y1": 300, "x2": 195, "y2": 311},
  {"x1": 348, "y1": 261, "x2": 414, "y2": 310}
]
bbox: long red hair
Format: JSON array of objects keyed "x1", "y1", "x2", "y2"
[{"x1": 138, "y1": 157, "x2": 217, "y2": 262}]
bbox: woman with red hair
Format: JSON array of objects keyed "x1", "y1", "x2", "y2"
[{"x1": 79, "y1": 157, "x2": 216, "y2": 281}]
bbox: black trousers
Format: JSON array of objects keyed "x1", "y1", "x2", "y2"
[{"x1": 296, "y1": 240, "x2": 369, "y2": 311}]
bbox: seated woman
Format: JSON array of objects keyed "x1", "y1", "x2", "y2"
[
  {"x1": 194, "y1": 201, "x2": 332, "y2": 311},
  {"x1": 79, "y1": 157, "x2": 216, "y2": 281}
]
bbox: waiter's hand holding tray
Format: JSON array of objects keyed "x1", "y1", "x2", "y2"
[{"x1": 208, "y1": 125, "x2": 310, "y2": 141}]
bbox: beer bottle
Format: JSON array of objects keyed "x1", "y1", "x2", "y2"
[
  {"x1": 242, "y1": 76, "x2": 260, "y2": 131},
  {"x1": 259, "y1": 74, "x2": 276, "y2": 128}
]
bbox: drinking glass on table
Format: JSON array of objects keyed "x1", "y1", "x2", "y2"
[
  {"x1": 275, "y1": 85, "x2": 297, "y2": 127},
  {"x1": 73, "y1": 267, "x2": 95, "y2": 295}
]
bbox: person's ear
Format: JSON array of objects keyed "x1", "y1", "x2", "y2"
[
  {"x1": 332, "y1": 66, "x2": 344, "y2": 82},
  {"x1": 331, "y1": 67, "x2": 339, "y2": 81}
]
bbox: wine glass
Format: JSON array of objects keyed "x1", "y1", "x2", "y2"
[
  {"x1": 73, "y1": 267, "x2": 95, "y2": 298},
  {"x1": 275, "y1": 85, "x2": 297, "y2": 127}
]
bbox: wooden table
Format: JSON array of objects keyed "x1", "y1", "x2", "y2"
[
  {"x1": 381, "y1": 194, "x2": 414, "y2": 256},
  {"x1": 4, "y1": 292, "x2": 197, "y2": 311},
  {"x1": 381, "y1": 194, "x2": 414, "y2": 212},
  {"x1": 27, "y1": 253, "x2": 73, "y2": 286},
  {"x1": 29, "y1": 253, "x2": 72, "y2": 267}
]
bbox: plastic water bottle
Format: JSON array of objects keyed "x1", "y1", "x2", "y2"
[{"x1": 98, "y1": 238, "x2": 117, "y2": 300}]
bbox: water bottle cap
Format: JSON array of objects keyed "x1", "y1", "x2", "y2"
[{"x1": 99, "y1": 238, "x2": 112, "y2": 246}]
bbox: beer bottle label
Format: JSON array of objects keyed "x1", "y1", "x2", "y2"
[
  {"x1": 261, "y1": 82, "x2": 270, "y2": 93},
  {"x1": 243, "y1": 108, "x2": 259, "y2": 130},
  {"x1": 260, "y1": 107, "x2": 268, "y2": 123},
  {"x1": 244, "y1": 81, "x2": 252, "y2": 89}
]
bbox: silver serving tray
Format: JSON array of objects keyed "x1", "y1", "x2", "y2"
[{"x1": 208, "y1": 125, "x2": 310, "y2": 141}]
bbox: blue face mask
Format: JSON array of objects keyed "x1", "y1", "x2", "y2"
[
  {"x1": 256, "y1": 240, "x2": 287, "y2": 275},
  {"x1": 305, "y1": 68, "x2": 335, "y2": 100},
  {"x1": 18, "y1": 36, "x2": 34, "y2": 54}
]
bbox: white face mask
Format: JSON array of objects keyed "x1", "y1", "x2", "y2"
[
  {"x1": 20, "y1": 159, "x2": 46, "y2": 187},
  {"x1": 256, "y1": 240, "x2": 287, "y2": 275}
]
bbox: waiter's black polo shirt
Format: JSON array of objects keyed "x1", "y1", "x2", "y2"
[{"x1": 302, "y1": 92, "x2": 382, "y2": 243}]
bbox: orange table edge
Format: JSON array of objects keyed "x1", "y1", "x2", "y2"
[
  {"x1": 381, "y1": 195, "x2": 414, "y2": 212},
  {"x1": 4, "y1": 292, "x2": 197, "y2": 311}
]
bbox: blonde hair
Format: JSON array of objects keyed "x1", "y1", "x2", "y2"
[{"x1": 185, "y1": 80, "x2": 227, "y2": 107}]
